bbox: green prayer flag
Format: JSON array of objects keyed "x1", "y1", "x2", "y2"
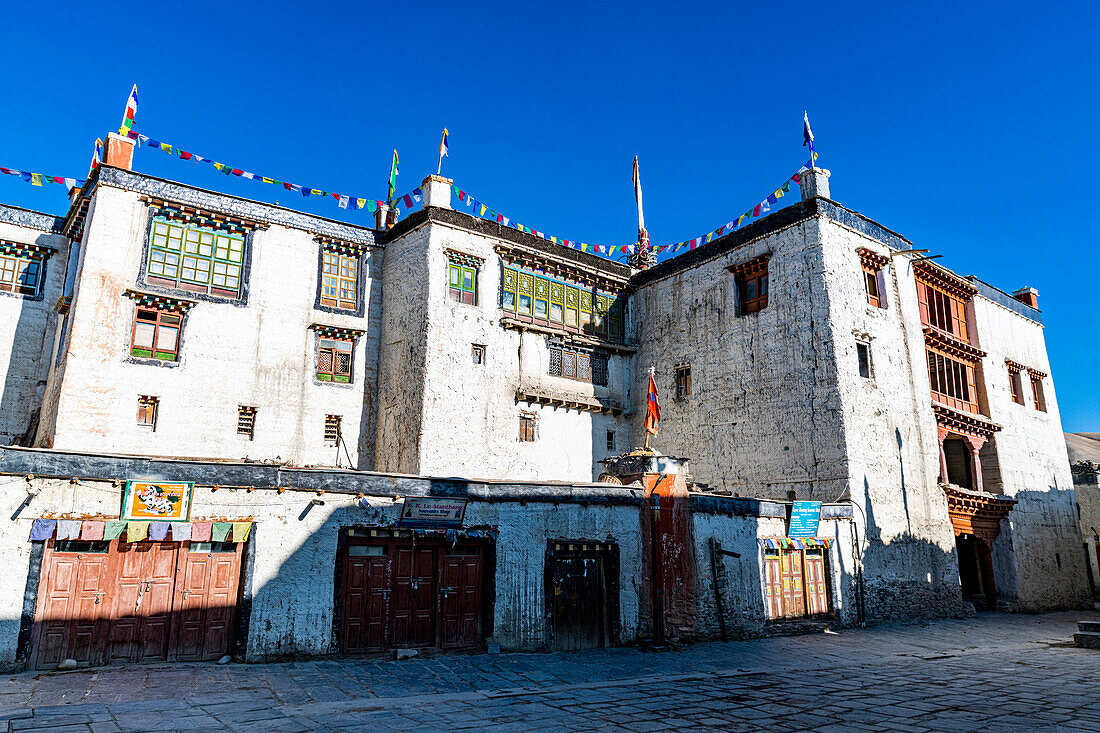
[
  {"x1": 104, "y1": 521, "x2": 126, "y2": 540},
  {"x1": 212, "y1": 522, "x2": 232, "y2": 542}
]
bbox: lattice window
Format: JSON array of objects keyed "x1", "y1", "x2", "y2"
[
  {"x1": 237, "y1": 406, "x2": 257, "y2": 440},
  {"x1": 147, "y1": 218, "x2": 244, "y2": 298},
  {"x1": 500, "y1": 265, "x2": 626, "y2": 343},
  {"x1": 549, "y1": 345, "x2": 608, "y2": 387},
  {"x1": 321, "y1": 248, "x2": 358, "y2": 310},
  {"x1": 317, "y1": 338, "x2": 353, "y2": 383}
]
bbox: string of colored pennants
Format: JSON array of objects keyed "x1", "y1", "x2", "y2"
[
  {"x1": 28, "y1": 517, "x2": 252, "y2": 543},
  {"x1": 124, "y1": 130, "x2": 424, "y2": 215},
  {"x1": 450, "y1": 157, "x2": 815, "y2": 262},
  {"x1": 0, "y1": 166, "x2": 84, "y2": 190}
]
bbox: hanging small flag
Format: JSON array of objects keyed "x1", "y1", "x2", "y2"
[
  {"x1": 437, "y1": 127, "x2": 449, "y2": 175},
  {"x1": 118, "y1": 84, "x2": 139, "y2": 136},
  {"x1": 803, "y1": 111, "x2": 815, "y2": 162},
  {"x1": 89, "y1": 138, "x2": 103, "y2": 177},
  {"x1": 388, "y1": 149, "x2": 400, "y2": 202}
]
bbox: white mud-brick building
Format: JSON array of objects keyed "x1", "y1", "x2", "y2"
[{"x1": 0, "y1": 131, "x2": 1088, "y2": 672}]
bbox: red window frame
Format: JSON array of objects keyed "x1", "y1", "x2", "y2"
[{"x1": 130, "y1": 308, "x2": 182, "y2": 361}]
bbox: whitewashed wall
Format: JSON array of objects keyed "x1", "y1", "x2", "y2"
[{"x1": 34, "y1": 185, "x2": 380, "y2": 468}]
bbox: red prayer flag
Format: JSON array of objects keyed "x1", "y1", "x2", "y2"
[{"x1": 644, "y1": 373, "x2": 661, "y2": 436}]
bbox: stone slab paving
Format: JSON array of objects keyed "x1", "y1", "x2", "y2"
[{"x1": 3, "y1": 611, "x2": 1099, "y2": 732}]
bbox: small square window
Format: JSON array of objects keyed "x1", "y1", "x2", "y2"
[
  {"x1": 324, "y1": 414, "x2": 342, "y2": 446},
  {"x1": 857, "y1": 342, "x2": 873, "y2": 379},
  {"x1": 137, "y1": 396, "x2": 159, "y2": 430},
  {"x1": 238, "y1": 405, "x2": 256, "y2": 440},
  {"x1": 519, "y1": 412, "x2": 537, "y2": 442},
  {"x1": 675, "y1": 365, "x2": 691, "y2": 399},
  {"x1": 471, "y1": 344, "x2": 485, "y2": 365}
]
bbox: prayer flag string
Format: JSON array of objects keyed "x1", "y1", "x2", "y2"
[{"x1": 0, "y1": 166, "x2": 85, "y2": 190}]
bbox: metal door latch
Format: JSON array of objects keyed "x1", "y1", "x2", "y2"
[{"x1": 92, "y1": 592, "x2": 106, "y2": 605}]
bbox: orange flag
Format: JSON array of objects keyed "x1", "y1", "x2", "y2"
[{"x1": 644, "y1": 373, "x2": 661, "y2": 436}]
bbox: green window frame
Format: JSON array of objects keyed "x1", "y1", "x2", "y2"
[
  {"x1": 500, "y1": 264, "x2": 626, "y2": 343},
  {"x1": 448, "y1": 262, "x2": 478, "y2": 305},
  {"x1": 317, "y1": 337, "x2": 352, "y2": 382},
  {"x1": 502, "y1": 267, "x2": 518, "y2": 312},
  {"x1": 131, "y1": 307, "x2": 182, "y2": 361},
  {"x1": 549, "y1": 281, "x2": 565, "y2": 323},
  {"x1": 147, "y1": 219, "x2": 244, "y2": 298}
]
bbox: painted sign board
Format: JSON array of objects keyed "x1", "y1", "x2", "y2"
[
  {"x1": 121, "y1": 481, "x2": 194, "y2": 522},
  {"x1": 399, "y1": 497, "x2": 468, "y2": 528},
  {"x1": 788, "y1": 501, "x2": 822, "y2": 538}
]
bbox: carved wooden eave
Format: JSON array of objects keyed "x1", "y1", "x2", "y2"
[
  {"x1": 445, "y1": 249, "x2": 485, "y2": 268},
  {"x1": 727, "y1": 253, "x2": 770, "y2": 277},
  {"x1": 495, "y1": 244, "x2": 628, "y2": 293},
  {"x1": 54, "y1": 295, "x2": 72, "y2": 315},
  {"x1": 123, "y1": 289, "x2": 197, "y2": 314},
  {"x1": 857, "y1": 247, "x2": 890, "y2": 270},
  {"x1": 140, "y1": 196, "x2": 266, "y2": 233},
  {"x1": 932, "y1": 403, "x2": 1002, "y2": 439},
  {"x1": 62, "y1": 191, "x2": 93, "y2": 240},
  {"x1": 913, "y1": 260, "x2": 978, "y2": 299},
  {"x1": 1004, "y1": 358, "x2": 1026, "y2": 374},
  {"x1": 515, "y1": 388, "x2": 624, "y2": 416},
  {"x1": 943, "y1": 483, "x2": 1017, "y2": 546},
  {"x1": 499, "y1": 316, "x2": 636, "y2": 355},
  {"x1": 1026, "y1": 367, "x2": 1048, "y2": 379},
  {"x1": 0, "y1": 239, "x2": 58, "y2": 258},
  {"x1": 315, "y1": 235, "x2": 376, "y2": 255},
  {"x1": 923, "y1": 327, "x2": 987, "y2": 362},
  {"x1": 308, "y1": 323, "x2": 366, "y2": 340}
]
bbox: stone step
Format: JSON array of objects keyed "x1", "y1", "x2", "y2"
[
  {"x1": 1078, "y1": 620, "x2": 1100, "y2": 633},
  {"x1": 1073, "y1": 631, "x2": 1100, "y2": 650}
]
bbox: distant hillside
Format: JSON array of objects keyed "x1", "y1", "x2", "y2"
[{"x1": 1066, "y1": 433, "x2": 1100, "y2": 463}]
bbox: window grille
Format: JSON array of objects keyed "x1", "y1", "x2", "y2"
[
  {"x1": 675, "y1": 365, "x2": 692, "y2": 398},
  {"x1": 237, "y1": 406, "x2": 257, "y2": 440},
  {"x1": 317, "y1": 338, "x2": 353, "y2": 382},
  {"x1": 324, "y1": 414, "x2": 342, "y2": 446},
  {"x1": 549, "y1": 345, "x2": 608, "y2": 387}
]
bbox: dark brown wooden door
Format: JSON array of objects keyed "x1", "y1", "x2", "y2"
[
  {"x1": 31, "y1": 542, "x2": 111, "y2": 669},
  {"x1": 391, "y1": 546, "x2": 437, "y2": 647},
  {"x1": 339, "y1": 546, "x2": 391, "y2": 652},
  {"x1": 172, "y1": 544, "x2": 243, "y2": 660},
  {"x1": 550, "y1": 555, "x2": 604, "y2": 650},
  {"x1": 440, "y1": 550, "x2": 482, "y2": 649}
]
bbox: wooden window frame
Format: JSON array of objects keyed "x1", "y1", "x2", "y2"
[
  {"x1": 857, "y1": 342, "x2": 873, "y2": 379},
  {"x1": 320, "y1": 248, "x2": 359, "y2": 311},
  {"x1": 237, "y1": 405, "x2": 257, "y2": 440},
  {"x1": 675, "y1": 365, "x2": 691, "y2": 399},
  {"x1": 730, "y1": 255, "x2": 770, "y2": 316},
  {"x1": 919, "y1": 282, "x2": 971, "y2": 343},
  {"x1": 471, "y1": 344, "x2": 486, "y2": 365},
  {"x1": 0, "y1": 251, "x2": 44, "y2": 296},
  {"x1": 136, "y1": 395, "x2": 159, "y2": 430},
  {"x1": 500, "y1": 265, "x2": 627, "y2": 345},
  {"x1": 317, "y1": 337, "x2": 353, "y2": 383},
  {"x1": 858, "y1": 248, "x2": 889, "y2": 309},
  {"x1": 146, "y1": 218, "x2": 245, "y2": 299},
  {"x1": 519, "y1": 411, "x2": 537, "y2": 442},
  {"x1": 549, "y1": 345, "x2": 608, "y2": 386},
  {"x1": 448, "y1": 258, "x2": 479, "y2": 306},
  {"x1": 926, "y1": 348, "x2": 979, "y2": 414},
  {"x1": 1007, "y1": 362, "x2": 1024, "y2": 405},
  {"x1": 1030, "y1": 374, "x2": 1046, "y2": 412},
  {"x1": 324, "y1": 414, "x2": 342, "y2": 446},
  {"x1": 130, "y1": 307, "x2": 183, "y2": 361}
]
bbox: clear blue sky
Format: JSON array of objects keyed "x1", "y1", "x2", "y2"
[{"x1": 2, "y1": 1, "x2": 1097, "y2": 430}]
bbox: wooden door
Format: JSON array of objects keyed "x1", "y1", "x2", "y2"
[
  {"x1": 171, "y1": 543, "x2": 243, "y2": 660},
  {"x1": 780, "y1": 550, "x2": 805, "y2": 618},
  {"x1": 391, "y1": 546, "x2": 437, "y2": 647},
  {"x1": 763, "y1": 554, "x2": 784, "y2": 620},
  {"x1": 31, "y1": 541, "x2": 112, "y2": 669},
  {"x1": 550, "y1": 555, "x2": 604, "y2": 650},
  {"x1": 109, "y1": 542, "x2": 177, "y2": 663},
  {"x1": 339, "y1": 545, "x2": 391, "y2": 653},
  {"x1": 440, "y1": 549, "x2": 483, "y2": 649},
  {"x1": 804, "y1": 552, "x2": 828, "y2": 616}
]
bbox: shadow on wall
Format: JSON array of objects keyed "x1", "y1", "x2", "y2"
[{"x1": 994, "y1": 486, "x2": 1091, "y2": 613}]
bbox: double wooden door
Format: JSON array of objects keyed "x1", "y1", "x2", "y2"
[
  {"x1": 31, "y1": 540, "x2": 244, "y2": 669},
  {"x1": 764, "y1": 549, "x2": 829, "y2": 620},
  {"x1": 339, "y1": 540, "x2": 484, "y2": 654}
]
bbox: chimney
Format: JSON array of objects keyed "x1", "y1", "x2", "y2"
[
  {"x1": 421, "y1": 174, "x2": 452, "y2": 209},
  {"x1": 375, "y1": 202, "x2": 392, "y2": 230},
  {"x1": 799, "y1": 166, "x2": 831, "y2": 201},
  {"x1": 104, "y1": 132, "x2": 135, "y2": 170},
  {"x1": 1012, "y1": 287, "x2": 1039, "y2": 309}
]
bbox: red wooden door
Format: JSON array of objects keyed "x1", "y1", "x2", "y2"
[
  {"x1": 172, "y1": 543, "x2": 243, "y2": 660},
  {"x1": 340, "y1": 545, "x2": 391, "y2": 653},
  {"x1": 391, "y1": 546, "x2": 437, "y2": 647},
  {"x1": 31, "y1": 541, "x2": 112, "y2": 669},
  {"x1": 440, "y1": 549, "x2": 482, "y2": 649},
  {"x1": 763, "y1": 554, "x2": 784, "y2": 620},
  {"x1": 109, "y1": 542, "x2": 178, "y2": 663}
]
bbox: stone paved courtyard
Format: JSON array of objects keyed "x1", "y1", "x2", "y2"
[{"x1": 3, "y1": 611, "x2": 1100, "y2": 732}]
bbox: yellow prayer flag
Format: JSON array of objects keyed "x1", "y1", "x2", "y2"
[
  {"x1": 262, "y1": 177, "x2": 274, "y2": 184},
  {"x1": 126, "y1": 521, "x2": 149, "y2": 541},
  {"x1": 232, "y1": 521, "x2": 251, "y2": 543},
  {"x1": 30, "y1": 173, "x2": 43, "y2": 186},
  {"x1": 356, "y1": 198, "x2": 366, "y2": 209}
]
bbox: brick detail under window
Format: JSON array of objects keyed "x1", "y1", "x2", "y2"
[
  {"x1": 549, "y1": 344, "x2": 608, "y2": 386},
  {"x1": 324, "y1": 415, "x2": 342, "y2": 446},
  {"x1": 729, "y1": 254, "x2": 770, "y2": 315},
  {"x1": 237, "y1": 406, "x2": 256, "y2": 440},
  {"x1": 137, "y1": 396, "x2": 158, "y2": 429}
]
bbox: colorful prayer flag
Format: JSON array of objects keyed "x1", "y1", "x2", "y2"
[
  {"x1": 119, "y1": 84, "x2": 138, "y2": 136},
  {"x1": 388, "y1": 149, "x2": 399, "y2": 202}
]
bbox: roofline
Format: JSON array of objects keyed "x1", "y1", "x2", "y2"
[{"x1": 0, "y1": 201, "x2": 67, "y2": 234}]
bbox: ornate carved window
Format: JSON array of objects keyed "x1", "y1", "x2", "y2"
[
  {"x1": 146, "y1": 218, "x2": 246, "y2": 299},
  {"x1": 501, "y1": 264, "x2": 626, "y2": 343},
  {"x1": 730, "y1": 254, "x2": 770, "y2": 315},
  {"x1": 447, "y1": 251, "x2": 482, "y2": 306},
  {"x1": 124, "y1": 291, "x2": 195, "y2": 362},
  {"x1": 309, "y1": 324, "x2": 363, "y2": 384}
]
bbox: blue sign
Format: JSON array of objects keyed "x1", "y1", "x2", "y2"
[{"x1": 788, "y1": 501, "x2": 822, "y2": 538}]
